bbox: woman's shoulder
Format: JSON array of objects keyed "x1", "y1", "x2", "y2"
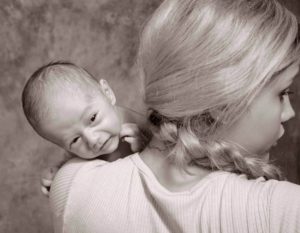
[
  {"x1": 216, "y1": 172, "x2": 300, "y2": 230},
  {"x1": 53, "y1": 154, "x2": 136, "y2": 180},
  {"x1": 51, "y1": 157, "x2": 108, "y2": 190},
  {"x1": 59, "y1": 157, "x2": 107, "y2": 173},
  {"x1": 270, "y1": 178, "x2": 300, "y2": 196},
  {"x1": 213, "y1": 171, "x2": 300, "y2": 204},
  {"x1": 267, "y1": 180, "x2": 300, "y2": 232},
  {"x1": 49, "y1": 156, "x2": 137, "y2": 232},
  {"x1": 49, "y1": 158, "x2": 107, "y2": 217},
  {"x1": 50, "y1": 156, "x2": 135, "y2": 202},
  {"x1": 223, "y1": 172, "x2": 300, "y2": 193}
]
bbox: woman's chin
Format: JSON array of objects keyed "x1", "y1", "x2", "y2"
[{"x1": 261, "y1": 152, "x2": 270, "y2": 161}]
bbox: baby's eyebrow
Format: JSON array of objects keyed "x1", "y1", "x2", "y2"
[
  {"x1": 62, "y1": 137, "x2": 72, "y2": 148},
  {"x1": 80, "y1": 105, "x2": 94, "y2": 121}
]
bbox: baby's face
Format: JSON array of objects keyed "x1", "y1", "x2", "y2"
[{"x1": 40, "y1": 90, "x2": 122, "y2": 159}]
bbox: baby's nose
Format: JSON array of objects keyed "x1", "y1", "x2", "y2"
[{"x1": 83, "y1": 129, "x2": 99, "y2": 149}]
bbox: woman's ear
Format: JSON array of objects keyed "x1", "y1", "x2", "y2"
[
  {"x1": 209, "y1": 107, "x2": 227, "y2": 124},
  {"x1": 99, "y1": 79, "x2": 116, "y2": 105},
  {"x1": 209, "y1": 110, "x2": 219, "y2": 122}
]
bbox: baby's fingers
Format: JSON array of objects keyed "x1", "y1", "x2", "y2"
[
  {"x1": 40, "y1": 167, "x2": 58, "y2": 197},
  {"x1": 41, "y1": 177, "x2": 52, "y2": 187},
  {"x1": 120, "y1": 123, "x2": 139, "y2": 138},
  {"x1": 41, "y1": 167, "x2": 58, "y2": 180},
  {"x1": 41, "y1": 177, "x2": 52, "y2": 197},
  {"x1": 123, "y1": 137, "x2": 143, "y2": 152},
  {"x1": 41, "y1": 185, "x2": 50, "y2": 197}
]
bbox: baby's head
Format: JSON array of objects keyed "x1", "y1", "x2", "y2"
[
  {"x1": 22, "y1": 61, "x2": 122, "y2": 159},
  {"x1": 139, "y1": 0, "x2": 300, "y2": 178}
]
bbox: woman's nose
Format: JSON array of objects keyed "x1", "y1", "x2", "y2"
[{"x1": 281, "y1": 97, "x2": 295, "y2": 123}]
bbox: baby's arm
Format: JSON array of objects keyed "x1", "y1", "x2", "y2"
[{"x1": 40, "y1": 151, "x2": 73, "y2": 196}]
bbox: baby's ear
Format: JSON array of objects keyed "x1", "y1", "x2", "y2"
[{"x1": 99, "y1": 79, "x2": 116, "y2": 105}]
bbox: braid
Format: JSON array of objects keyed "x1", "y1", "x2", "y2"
[
  {"x1": 150, "y1": 111, "x2": 283, "y2": 180},
  {"x1": 188, "y1": 139, "x2": 283, "y2": 180},
  {"x1": 205, "y1": 140, "x2": 282, "y2": 180}
]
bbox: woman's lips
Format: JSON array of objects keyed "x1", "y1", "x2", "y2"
[{"x1": 279, "y1": 124, "x2": 285, "y2": 139}]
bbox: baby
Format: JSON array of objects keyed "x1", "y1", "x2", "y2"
[{"x1": 22, "y1": 61, "x2": 149, "y2": 193}]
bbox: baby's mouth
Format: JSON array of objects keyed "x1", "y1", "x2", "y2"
[{"x1": 96, "y1": 137, "x2": 111, "y2": 153}]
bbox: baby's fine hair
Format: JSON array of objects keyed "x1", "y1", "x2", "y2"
[
  {"x1": 22, "y1": 61, "x2": 99, "y2": 131},
  {"x1": 139, "y1": 0, "x2": 300, "y2": 179}
]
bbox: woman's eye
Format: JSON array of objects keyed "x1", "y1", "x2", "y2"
[
  {"x1": 279, "y1": 88, "x2": 294, "y2": 101},
  {"x1": 90, "y1": 113, "x2": 97, "y2": 122}
]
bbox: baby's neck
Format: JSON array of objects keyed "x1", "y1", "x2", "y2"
[{"x1": 116, "y1": 105, "x2": 147, "y2": 126}]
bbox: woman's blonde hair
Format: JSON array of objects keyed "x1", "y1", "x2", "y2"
[{"x1": 138, "y1": 0, "x2": 300, "y2": 179}]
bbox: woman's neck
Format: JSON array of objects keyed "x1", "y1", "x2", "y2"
[{"x1": 139, "y1": 137, "x2": 212, "y2": 192}]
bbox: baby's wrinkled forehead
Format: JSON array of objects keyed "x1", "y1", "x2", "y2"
[
  {"x1": 44, "y1": 83, "x2": 101, "y2": 110},
  {"x1": 40, "y1": 83, "x2": 99, "y2": 120},
  {"x1": 43, "y1": 70, "x2": 102, "y2": 101},
  {"x1": 47, "y1": 66, "x2": 98, "y2": 89}
]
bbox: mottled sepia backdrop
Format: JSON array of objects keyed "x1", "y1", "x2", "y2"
[{"x1": 1, "y1": 0, "x2": 299, "y2": 232}]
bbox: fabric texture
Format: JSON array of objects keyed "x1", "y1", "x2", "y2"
[{"x1": 50, "y1": 154, "x2": 300, "y2": 233}]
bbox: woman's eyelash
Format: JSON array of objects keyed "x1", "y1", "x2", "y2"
[
  {"x1": 279, "y1": 88, "x2": 294, "y2": 100},
  {"x1": 280, "y1": 89, "x2": 294, "y2": 96}
]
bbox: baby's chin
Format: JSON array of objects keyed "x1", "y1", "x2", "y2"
[
  {"x1": 75, "y1": 149, "x2": 117, "y2": 160},
  {"x1": 76, "y1": 153, "x2": 102, "y2": 160},
  {"x1": 73, "y1": 136, "x2": 120, "y2": 160}
]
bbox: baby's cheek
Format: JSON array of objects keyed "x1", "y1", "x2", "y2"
[{"x1": 71, "y1": 146, "x2": 87, "y2": 159}]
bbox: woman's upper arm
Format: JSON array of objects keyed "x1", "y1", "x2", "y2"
[
  {"x1": 269, "y1": 181, "x2": 300, "y2": 233},
  {"x1": 49, "y1": 158, "x2": 107, "y2": 233},
  {"x1": 49, "y1": 158, "x2": 85, "y2": 233}
]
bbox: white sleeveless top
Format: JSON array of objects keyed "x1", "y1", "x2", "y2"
[{"x1": 50, "y1": 154, "x2": 300, "y2": 233}]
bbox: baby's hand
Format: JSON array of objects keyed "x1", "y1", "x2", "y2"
[
  {"x1": 40, "y1": 167, "x2": 59, "y2": 197},
  {"x1": 120, "y1": 123, "x2": 147, "y2": 152}
]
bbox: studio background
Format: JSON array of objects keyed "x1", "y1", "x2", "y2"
[{"x1": 1, "y1": 0, "x2": 299, "y2": 232}]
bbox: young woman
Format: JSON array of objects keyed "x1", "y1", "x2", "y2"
[{"x1": 50, "y1": 0, "x2": 300, "y2": 232}]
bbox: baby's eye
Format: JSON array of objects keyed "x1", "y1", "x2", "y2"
[
  {"x1": 71, "y1": 137, "x2": 80, "y2": 145},
  {"x1": 90, "y1": 113, "x2": 97, "y2": 122},
  {"x1": 279, "y1": 88, "x2": 294, "y2": 101}
]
